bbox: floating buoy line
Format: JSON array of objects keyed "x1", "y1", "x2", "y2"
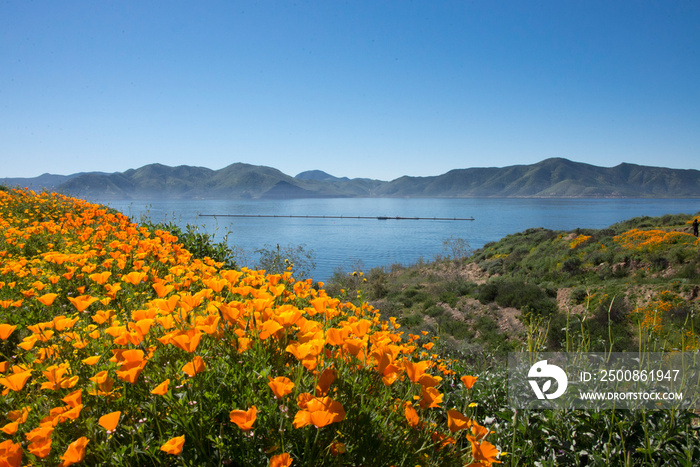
[{"x1": 197, "y1": 214, "x2": 475, "y2": 221}]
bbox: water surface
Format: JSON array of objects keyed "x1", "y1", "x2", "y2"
[{"x1": 95, "y1": 198, "x2": 700, "y2": 281}]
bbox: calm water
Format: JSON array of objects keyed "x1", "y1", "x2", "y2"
[{"x1": 94, "y1": 198, "x2": 700, "y2": 281}]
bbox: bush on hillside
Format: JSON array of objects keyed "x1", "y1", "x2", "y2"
[{"x1": 477, "y1": 279, "x2": 558, "y2": 316}]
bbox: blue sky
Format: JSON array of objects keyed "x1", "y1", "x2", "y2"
[{"x1": 2, "y1": 1, "x2": 699, "y2": 180}]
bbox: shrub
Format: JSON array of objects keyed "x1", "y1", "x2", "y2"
[
  {"x1": 366, "y1": 267, "x2": 389, "y2": 299},
  {"x1": 441, "y1": 237, "x2": 473, "y2": 261},
  {"x1": 255, "y1": 243, "x2": 316, "y2": 279},
  {"x1": 142, "y1": 221, "x2": 238, "y2": 270},
  {"x1": 561, "y1": 257, "x2": 583, "y2": 276},
  {"x1": 570, "y1": 287, "x2": 588, "y2": 304},
  {"x1": 438, "y1": 291, "x2": 458, "y2": 307},
  {"x1": 478, "y1": 280, "x2": 557, "y2": 316},
  {"x1": 425, "y1": 305, "x2": 446, "y2": 318}
]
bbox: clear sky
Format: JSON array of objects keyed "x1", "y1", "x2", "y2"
[{"x1": 2, "y1": 1, "x2": 699, "y2": 180}]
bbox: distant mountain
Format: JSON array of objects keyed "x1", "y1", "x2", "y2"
[
  {"x1": 295, "y1": 170, "x2": 350, "y2": 182},
  {"x1": 0, "y1": 172, "x2": 106, "y2": 191},
  {"x1": 49, "y1": 162, "x2": 385, "y2": 200},
  {"x1": 3, "y1": 158, "x2": 699, "y2": 199},
  {"x1": 374, "y1": 158, "x2": 700, "y2": 198}
]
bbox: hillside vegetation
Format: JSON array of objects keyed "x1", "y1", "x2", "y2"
[
  {"x1": 332, "y1": 212, "x2": 700, "y2": 355},
  {"x1": 1, "y1": 187, "x2": 699, "y2": 466},
  {"x1": 324, "y1": 211, "x2": 700, "y2": 465}
]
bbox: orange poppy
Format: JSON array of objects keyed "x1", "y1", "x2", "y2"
[
  {"x1": 218, "y1": 301, "x2": 243, "y2": 324},
  {"x1": 160, "y1": 435, "x2": 185, "y2": 455},
  {"x1": 293, "y1": 396, "x2": 345, "y2": 429},
  {"x1": 129, "y1": 318, "x2": 154, "y2": 338},
  {"x1": 170, "y1": 329, "x2": 203, "y2": 353},
  {"x1": 115, "y1": 349, "x2": 147, "y2": 384},
  {"x1": 0, "y1": 422, "x2": 18, "y2": 435},
  {"x1": 285, "y1": 340, "x2": 324, "y2": 370},
  {"x1": 343, "y1": 338, "x2": 365, "y2": 358},
  {"x1": 58, "y1": 404, "x2": 83, "y2": 422},
  {"x1": 121, "y1": 271, "x2": 147, "y2": 285},
  {"x1": 268, "y1": 376, "x2": 295, "y2": 399},
  {"x1": 28, "y1": 437, "x2": 53, "y2": 458},
  {"x1": 7, "y1": 406, "x2": 30, "y2": 423},
  {"x1": 269, "y1": 452, "x2": 292, "y2": 467},
  {"x1": 404, "y1": 403, "x2": 420, "y2": 427},
  {"x1": 0, "y1": 440, "x2": 23, "y2": 467},
  {"x1": 259, "y1": 320, "x2": 283, "y2": 340},
  {"x1": 418, "y1": 386, "x2": 443, "y2": 409},
  {"x1": 350, "y1": 319, "x2": 372, "y2": 337},
  {"x1": 88, "y1": 271, "x2": 111, "y2": 285},
  {"x1": 89, "y1": 371, "x2": 115, "y2": 396},
  {"x1": 403, "y1": 360, "x2": 431, "y2": 384},
  {"x1": 315, "y1": 368, "x2": 336, "y2": 396},
  {"x1": 417, "y1": 373, "x2": 442, "y2": 388},
  {"x1": 470, "y1": 421, "x2": 490, "y2": 440},
  {"x1": 202, "y1": 277, "x2": 227, "y2": 293},
  {"x1": 53, "y1": 316, "x2": 78, "y2": 331},
  {"x1": 62, "y1": 389, "x2": 82, "y2": 408},
  {"x1": 60, "y1": 436, "x2": 89, "y2": 467},
  {"x1": 194, "y1": 314, "x2": 220, "y2": 335},
  {"x1": 151, "y1": 379, "x2": 170, "y2": 395},
  {"x1": 104, "y1": 283, "x2": 121, "y2": 298},
  {"x1": 67, "y1": 295, "x2": 98, "y2": 312},
  {"x1": 152, "y1": 281, "x2": 174, "y2": 298},
  {"x1": 182, "y1": 356, "x2": 206, "y2": 377},
  {"x1": 37, "y1": 293, "x2": 58, "y2": 306},
  {"x1": 0, "y1": 371, "x2": 32, "y2": 392},
  {"x1": 325, "y1": 327, "x2": 348, "y2": 346},
  {"x1": 26, "y1": 423, "x2": 54, "y2": 443},
  {"x1": 469, "y1": 438, "x2": 500, "y2": 465},
  {"x1": 82, "y1": 356, "x2": 100, "y2": 366},
  {"x1": 98, "y1": 411, "x2": 121, "y2": 432},
  {"x1": 371, "y1": 344, "x2": 400, "y2": 375},
  {"x1": 17, "y1": 335, "x2": 38, "y2": 351},
  {"x1": 90, "y1": 309, "x2": 113, "y2": 325},
  {"x1": 229, "y1": 406, "x2": 257, "y2": 431},
  {"x1": 237, "y1": 337, "x2": 251, "y2": 354},
  {"x1": 0, "y1": 324, "x2": 16, "y2": 340},
  {"x1": 447, "y1": 409, "x2": 471, "y2": 433},
  {"x1": 41, "y1": 364, "x2": 79, "y2": 390},
  {"x1": 461, "y1": 375, "x2": 478, "y2": 389},
  {"x1": 274, "y1": 307, "x2": 302, "y2": 327}
]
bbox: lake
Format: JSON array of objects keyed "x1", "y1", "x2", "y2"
[{"x1": 93, "y1": 198, "x2": 700, "y2": 281}]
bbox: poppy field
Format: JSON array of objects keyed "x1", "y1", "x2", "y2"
[{"x1": 0, "y1": 188, "x2": 498, "y2": 466}]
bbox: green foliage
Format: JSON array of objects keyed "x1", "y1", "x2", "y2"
[
  {"x1": 324, "y1": 211, "x2": 700, "y2": 466},
  {"x1": 441, "y1": 236, "x2": 473, "y2": 261},
  {"x1": 142, "y1": 221, "x2": 238, "y2": 270},
  {"x1": 477, "y1": 279, "x2": 558, "y2": 317},
  {"x1": 254, "y1": 243, "x2": 316, "y2": 279}
]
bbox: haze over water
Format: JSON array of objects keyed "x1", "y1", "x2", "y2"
[{"x1": 98, "y1": 198, "x2": 700, "y2": 282}]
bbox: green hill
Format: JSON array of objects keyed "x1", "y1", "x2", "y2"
[
  {"x1": 6, "y1": 157, "x2": 700, "y2": 199},
  {"x1": 329, "y1": 211, "x2": 700, "y2": 353}
]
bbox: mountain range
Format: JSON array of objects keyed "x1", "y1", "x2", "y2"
[{"x1": 2, "y1": 158, "x2": 699, "y2": 199}]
